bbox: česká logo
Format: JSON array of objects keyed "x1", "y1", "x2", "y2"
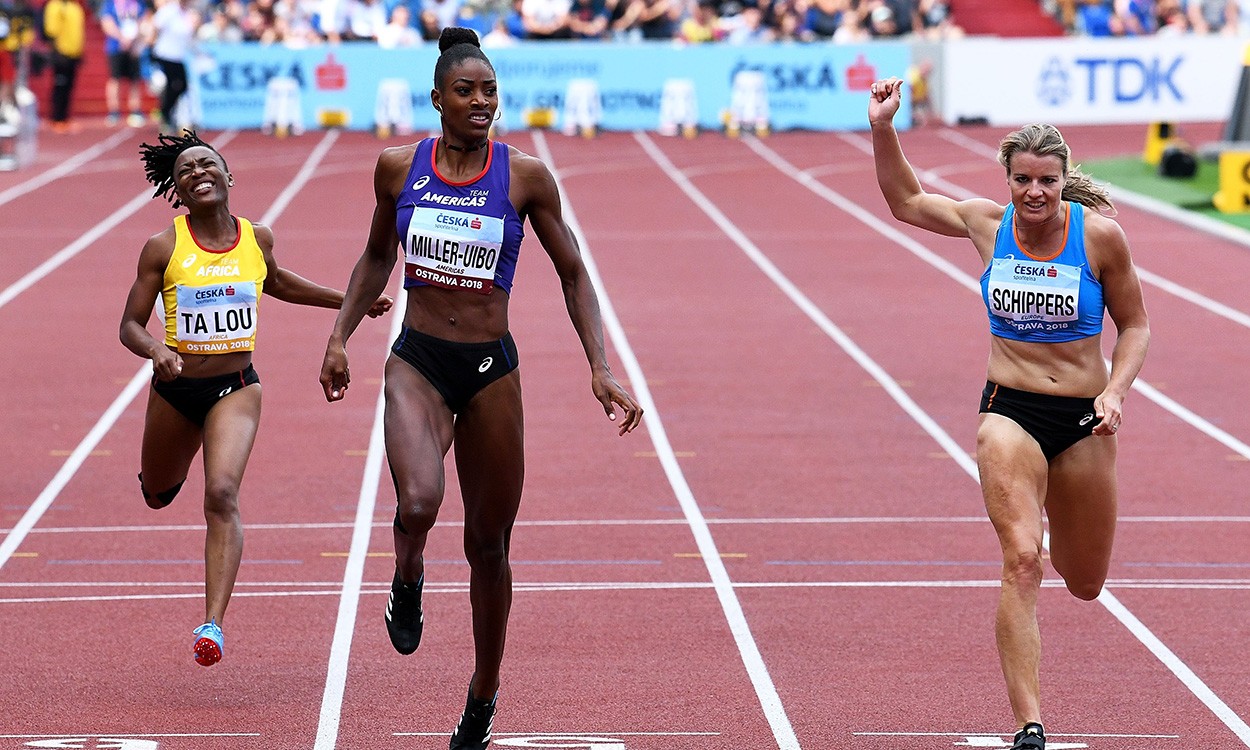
[
  {"x1": 478, "y1": 357, "x2": 493, "y2": 373},
  {"x1": 413, "y1": 175, "x2": 430, "y2": 191},
  {"x1": 1079, "y1": 413, "x2": 1094, "y2": 426}
]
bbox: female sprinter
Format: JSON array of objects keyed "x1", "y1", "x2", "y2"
[
  {"x1": 868, "y1": 78, "x2": 1149, "y2": 749},
  {"x1": 120, "y1": 130, "x2": 391, "y2": 667},
  {"x1": 319, "y1": 27, "x2": 643, "y2": 750}
]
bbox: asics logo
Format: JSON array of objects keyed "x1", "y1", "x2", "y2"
[
  {"x1": 218, "y1": 386, "x2": 234, "y2": 398},
  {"x1": 1079, "y1": 413, "x2": 1094, "y2": 426},
  {"x1": 478, "y1": 357, "x2": 493, "y2": 373},
  {"x1": 182, "y1": 253, "x2": 198, "y2": 268},
  {"x1": 413, "y1": 175, "x2": 430, "y2": 190}
]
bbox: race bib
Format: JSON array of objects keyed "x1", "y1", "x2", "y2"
[
  {"x1": 986, "y1": 257, "x2": 1081, "y2": 333},
  {"x1": 174, "y1": 282, "x2": 258, "y2": 353},
  {"x1": 404, "y1": 207, "x2": 504, "y2": 295}
]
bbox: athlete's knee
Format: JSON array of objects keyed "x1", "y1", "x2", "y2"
[
  {"x1": 394, "y1": 501, "x2": 439, "y2": 537},
  {"x1": 390, "y1": 468, "x2": 441, "y2": 535},
  {"x1": 1060, "y1": 567, "x2": 1107, "y2": 601},
  {"x1": 202, "y1": 477, "x2": 241, "y2": 518},
  {"x1": 464, "y1": 528, "x2": 512, "y2": 572},
  {"x1": 1000, "y1": 545, "x2": 1045, "y2": 590},
  {"x1": 138, "y1": 472, "x2": 185, "y2": 510}
]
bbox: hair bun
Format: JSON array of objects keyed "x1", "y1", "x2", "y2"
[{"x1": 438, "y1": 27, "x2": 481, "y2": 52}]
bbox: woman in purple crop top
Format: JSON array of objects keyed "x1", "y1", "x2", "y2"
[
  {"x1": 869, "y1": 77, "x2": 1149, "y2": 749},
  {"x1": 319, "y1": 26, "x2": 643, "y2": 750}
]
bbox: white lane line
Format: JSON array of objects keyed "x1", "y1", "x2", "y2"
[
  {"x1": 537, "y1": 130, "x2": 802, "y2": 750},
  {"x1": 14, "y1": 513, "x2": 1250, "y2": 537},
  {"x1": 0, "y1": 129, "x2": 133, "y2": 207},
  {"x1": 313, "y1": 279, "x2": 403, "y2": 750},
  {"x1": 0, "y1": 368, "x2": 150, "y2": 571},
  {"x1": 11, "y1": 576, "x2": 1250, "y2": 605},
  {"x1": 0, "y1": 130, "x2": 331, "y2": 573},
  {"x1": 738, "y1": 134, "x2": 1250, "y2": 745},
  {"x1": 0, "y1": 734, "x2": 261, "y2": 739}
]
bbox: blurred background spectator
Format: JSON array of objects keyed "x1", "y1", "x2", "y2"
[
  {"x1": 99, "y1": 0, "x2": 148, "y2": 125},
  {"x1": 568, "y1": 0, "x2": 608, "y2": 38},
  {"x1": 521, "y1": 0, "x2": 571, "y2": 39},
  {"x1": 43, "y1": 0, "x2": 85, "y2": 132},
  {"x1": 376, "y1": 3, "x2": 422, "y2": 44}
]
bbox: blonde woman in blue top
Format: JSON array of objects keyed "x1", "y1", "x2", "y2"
[{"x1": 868, "y1": 78, "x2": 1150, "y2": 750}]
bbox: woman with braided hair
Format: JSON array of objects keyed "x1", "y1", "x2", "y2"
[
  {"x1": 319, "y1": 26, "x2": 642, "y2": 749},
  {"x1": 120, "y1": 130, "x2": 391, "y2": 667},
  {"x1": 868, "y1": 79, "x2": 1150, "y2": 749}
]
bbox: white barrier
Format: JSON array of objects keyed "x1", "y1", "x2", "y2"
[
  {"x1": 262, "y1": 76, "x2": 304, "y2": 137},
  {"x1": 374, "y1": 78, "x2": 414, "y2": 138},
  {"x1": 658, "y1": 78, "x2": 698, "y2": 137},
  {"x1": 562, "y1": 78, "x2": 602, "y2": 137},
  {"x1": 728, "y1": 69, "x2": 769, "y2": 136}
]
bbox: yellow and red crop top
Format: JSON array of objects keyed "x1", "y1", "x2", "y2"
[{"x1": 161, "y1": 215, "x2": 268, "y2": 354}]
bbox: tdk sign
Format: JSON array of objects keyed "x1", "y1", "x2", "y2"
[{"x1": 1039, "y1": 56, "x2": 1184, "y2": 105}]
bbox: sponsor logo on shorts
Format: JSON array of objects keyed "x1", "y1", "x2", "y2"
[
  {"x1": 478, "y1": 356, "x2": 493, "y2": 373},
  {"x1": 1079, "y1": 413, "x2": 1094, "y2": 426},
  {"x1": 219, "y1": 386, "x2": 234, "y2": 398}
]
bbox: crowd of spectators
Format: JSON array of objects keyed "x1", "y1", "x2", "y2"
[
  {"x1": 1049, "y1": 0, "x2": 1250, "y2": 35},
  {"x1": 93, "y1": 0, "x2": 962, "y2": 49}
]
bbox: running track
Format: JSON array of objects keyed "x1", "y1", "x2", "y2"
[{"x1": 1, "y1": 119, "x2": 1248, "y2": 750}]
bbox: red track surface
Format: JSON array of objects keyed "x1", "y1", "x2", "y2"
[{"x1": 2, "y1": 120, "x2": 1249, "y2": 750}]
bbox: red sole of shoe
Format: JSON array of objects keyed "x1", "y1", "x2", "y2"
[{"x1": 194, "y1": 638, "x2": 222, "y2": 667}]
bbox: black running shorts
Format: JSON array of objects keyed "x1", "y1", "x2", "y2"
[
  {"x1": 152, "y1": 365, "x2": 260, "y2": 427},
  {"x1": 979, "y1": 380, "x2": 1098, "y2": 460},
  {"x1": 391, "y1": 327, "x2": 518, "y2": 414}
]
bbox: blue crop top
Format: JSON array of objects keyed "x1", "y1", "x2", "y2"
[
  {"x1": 980, "y1": 202, "x2": 1104, "y2": 343},
  {"x1": 395, "y1": 138, "x2": 525, "y2": 295}
]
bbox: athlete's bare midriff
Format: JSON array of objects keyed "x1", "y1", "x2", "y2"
[
  {"x1": 985, "y1": 333, "x2": 1109, "y2": 398},
  {"x1": 402, "y1": 284, "x2": 510, "y2": 342}
]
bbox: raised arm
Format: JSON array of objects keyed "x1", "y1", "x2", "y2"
[
  {"x1": 319, "y1": 147, "x2": 408, "y2": 401},
  {"x1": 119, "y1": 231, "x2": 184, "y2": 381},
  {"x1": 514, "y1": 151, "x2": 642, "y2": 434},
  {"x1": 869, "y1": 77, "x2": 1000, "y2": 243}
]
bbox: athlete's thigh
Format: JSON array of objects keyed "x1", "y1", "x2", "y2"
[
  {"x1": 1045, "y1": 434, "x2": 1117, "y2": 581},
  {"x1": 976, "y1": 413, "x2": 1049, "y2": 548},
  {"x1": 140, "y1": 386, "x2": 204, "y2": 490},
  {"x1": 200, "y1": 383, "x2": 263, "y2": 494},
  {"x1": 383, "y1": 355, "x2": 456, "y2": 497},
  {"x1": 454, "y1": 370, "x2": 524, "y2": 529}
]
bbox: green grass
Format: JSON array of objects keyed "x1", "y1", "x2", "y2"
[{"x1": 1082, "y1": 156, "x2": 1250, "y2": 231}]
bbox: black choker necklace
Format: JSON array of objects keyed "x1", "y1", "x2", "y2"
[{"x1": 446, "y1": 140, "x2": 488, "y2": 152}]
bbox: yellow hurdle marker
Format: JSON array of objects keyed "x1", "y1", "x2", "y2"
[
  {"x1": 1142, "y1": 122, "x2": 1176, "y2": 166},
  {"x1": 1213, "y1": 150, "x2": 1250, "y2": 213}
]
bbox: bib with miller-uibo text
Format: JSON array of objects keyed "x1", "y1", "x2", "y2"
[{"x1": 404, "y1": 207, "x2": 505, "y2": 295}]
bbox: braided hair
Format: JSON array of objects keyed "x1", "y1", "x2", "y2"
[
  {"x1": 433, "y1": 27, "x2": 493, "y2": 90},
  {"x1": 139, "y1": 129, "x2": 229, "y2": 209}
]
